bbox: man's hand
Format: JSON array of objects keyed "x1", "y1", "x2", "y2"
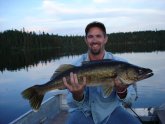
[
  {"x1": 63, "y1": 72, "x2": 86, "y2": 101},
  {"x1": 114, "y1": 77, "x2": 128, "y2": 99}
]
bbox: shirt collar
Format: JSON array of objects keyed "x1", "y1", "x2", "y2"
[{"x1": 85, "y1": 51, "x2": 114, "y2": 61}]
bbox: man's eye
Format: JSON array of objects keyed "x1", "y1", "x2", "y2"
[
  {"x1": 87, "y1": 35, "x2": 93, "y2": 38},
  {"x1": 96, "y1": 34, "x2": 102, "y2": 38}
]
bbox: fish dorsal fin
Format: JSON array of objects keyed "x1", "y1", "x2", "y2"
[
  {"x1": 51, "y1": 64, "x2": 75, "y2": 80},
  {"x1": 82, "y1": 61, "x2": 90, "y2": 65},
  {"x1": 102, "y1": 85, "x2": 114, "y2": 97},
  {"x1": 55, "y1": 64, "x2": 74, "y2": 72},
  {"x1": 82, "y1": 59, "x2": 113, "y2": 65}
]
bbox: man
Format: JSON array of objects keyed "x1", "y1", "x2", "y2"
[{"x1": 62, "y1": 21, "x2": 141, "y2": 124}]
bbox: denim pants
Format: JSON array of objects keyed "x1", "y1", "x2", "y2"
[{"x1": 65, "y1": 106, "x2": 142, "y2": 124}]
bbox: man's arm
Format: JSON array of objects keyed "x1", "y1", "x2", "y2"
[
  {"x1": 63, "y1": 72, "x2": 92, "y2": 117},
  {"x1": 114, "y1": 77, "x2": 137, "y2": 106}
]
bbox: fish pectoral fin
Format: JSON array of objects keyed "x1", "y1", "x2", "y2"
[
  {"x1": 102, "y1": 85, "x2": 114, "y2": 97},
  {"x1": 117, "y1": 76, "x2": 127, "y2": 85}
]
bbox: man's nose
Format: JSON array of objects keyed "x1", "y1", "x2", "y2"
[{"x1": 92, "y1": 36, "x2": 98, "y2": 42}]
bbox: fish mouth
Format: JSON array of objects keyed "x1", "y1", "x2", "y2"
[{"x1": 138, "y1": 69, "x2": 154, "y2": 80}]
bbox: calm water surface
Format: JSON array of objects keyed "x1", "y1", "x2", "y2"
[{"x1": 0, "y1": 51, "x2": 165, "y2": 124}]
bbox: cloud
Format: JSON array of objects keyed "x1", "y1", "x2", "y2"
[
  {"x1": 92, "y1": 0, "x2": 109, "y2": 3},
  {"x1": 41, "y1": 0, "x2": 165, "y2": 21},
  {"x1": 23, "y1": 16, "x2": 58, "y2": 23},
  {"x1": 42, "y1": 0, "x2": 77, "y2": 15},
  {"x1": 1, "y1": 0, "x2": 164, "y2": 34}
]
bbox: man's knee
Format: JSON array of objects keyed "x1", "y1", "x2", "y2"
[{"x1": 107, "y1": 106, "x2": 142, "y2": 124}]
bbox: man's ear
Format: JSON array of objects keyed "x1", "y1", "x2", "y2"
[
  {"x1": 84, "y1": 36, "x2": 87, "y2": 44},
  {"x1": 104, "y1": 35, "x2": 108, "y2": 44}
]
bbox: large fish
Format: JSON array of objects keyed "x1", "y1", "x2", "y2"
[{"x1": 22, "y1": 59, "x2": 153, "y2": 110}]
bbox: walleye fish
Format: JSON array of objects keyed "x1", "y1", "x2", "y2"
[{"x1": 22, "y1": 59, "x2": 153, "y2": 110}]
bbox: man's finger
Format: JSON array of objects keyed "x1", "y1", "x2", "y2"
[
  {"x1": 63, "y1": 77, "x2": 73, "y2": 91},
  {"x1": 114, "y1": 77, "x2": 121, "y2": 86},
  {"x1": 70, "y1": 72, "x2": 75, "y2": 85},
  {"x1": 82, "y1": 77, "x2": 86, "y2": 87},
  {"x1": 73, "y1": 74, "x2": 79, "y2": 85}
]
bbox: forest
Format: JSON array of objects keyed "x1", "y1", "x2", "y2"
[
  {"x1": 0, "y1": 29, "x2": 165, "y2": 53},
  {"x1": 0, "y1": 29, "x2": 165, "y2": 72}
]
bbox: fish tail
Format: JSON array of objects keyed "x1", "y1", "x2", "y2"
[{"x1": 21, "y1": 85, "x2": 45, "y2": 111}]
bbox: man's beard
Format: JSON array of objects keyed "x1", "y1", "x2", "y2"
[{"x1": 90, "y1": 48, "x2": 101, "y2": 55}]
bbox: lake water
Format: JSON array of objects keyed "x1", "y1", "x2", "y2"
[{"x1": 0, "y1": 51, "x2": 165, "y2": 124}]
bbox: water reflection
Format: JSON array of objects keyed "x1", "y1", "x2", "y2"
[
  {"x1": 0, "y1": 52, "x2": 165, "y2": 124},
  {"x1": 115, "y1": 52, "x2": 165, "y2": 107},
  {"x1": 0, "y1": 55, "x2": 80, "y2": 124},
  {"x1": 1, "y1": 45, "x2": 165, "y2": 72}
]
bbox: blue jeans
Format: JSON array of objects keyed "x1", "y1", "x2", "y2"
[{"x1": 65, "y1": 106, "x2": 142, "y2": 124}]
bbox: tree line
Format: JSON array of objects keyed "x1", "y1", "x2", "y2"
[
  {"x1": 0, "y1": 29, "x2": 86, "y2": 54},
  {"x1": 0, "y1": 29, "x2": 165, "y2": 53},
  {"x1": 0, "y1": 29, "x2": 165, "y2": 72}
]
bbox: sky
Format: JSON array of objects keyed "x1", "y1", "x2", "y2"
[{"x1": 0, "y1": 0, "x2": 165, "y2": 35}]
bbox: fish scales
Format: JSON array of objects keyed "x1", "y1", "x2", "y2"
[{"x1": 21, "y1": 59, "x2": 153, "y2": 110}]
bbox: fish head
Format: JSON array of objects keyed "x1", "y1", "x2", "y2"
[{"x1": 117, "y1": 63, "x2": 153, "y2": 85}]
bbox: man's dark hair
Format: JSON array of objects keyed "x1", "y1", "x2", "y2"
[{"x1": 85, "y1": 21, "x2": 106, "y2": 36}]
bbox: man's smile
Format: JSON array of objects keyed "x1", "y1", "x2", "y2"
[{"x1": 92, "y1": 44, "x2": 99, "y2": 48}]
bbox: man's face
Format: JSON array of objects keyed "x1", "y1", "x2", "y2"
[{"x1": 85, "y1": 27, "x2": 108, "y2": 55}]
